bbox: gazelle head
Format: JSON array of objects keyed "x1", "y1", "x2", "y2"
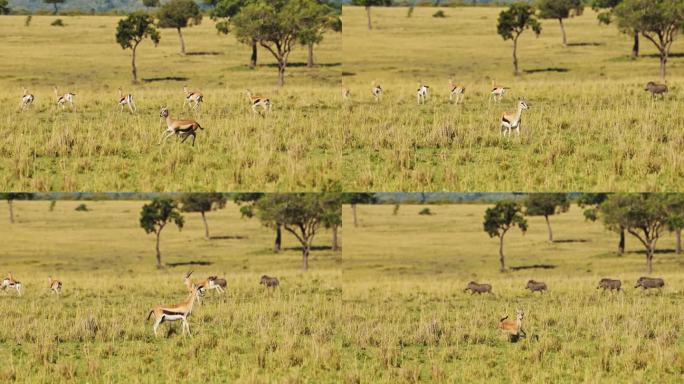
[
  {"x1": 516, "y1": 309, "x2": 524, "y2": 321},
  {"x1": 518, "y1": 99, "x2": 529, "y2": 110},
  {"x1": 53, "y1": 86, "x2": 59, "y2": 96},
  {"x1": 184, "y1": 271, "x2": 194, "y2": 283},
  {"x1": 160, "y1": 107, "x2": 169, "y2": 118},
  {"x1": 245, "y1": 89, "x2": 253, "y2": 98},
  {"x1": 183, "y1": 85, "x2": 189, "y2": 94}
]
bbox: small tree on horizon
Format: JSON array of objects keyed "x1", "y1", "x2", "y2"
[
  {"x1": 179, "y1": 193, "x2": 227, "y2": 240},
  {"x1": 140, "y1": 198, "x2": 184, "y2": 268},
  {"x1": 577, "y1": 193, "x2": 627, "y2": 255},
  {"x1": 142, "y1": 0, "x2": 160, "y2": 9},
  {"x1": 342, "y1": 193, "x2": 377, "y2": 227},
  {"x1": 536, "y1": 0, "x2": 584, "y2": 47},
  {"x1": 116, "y1": 12, "x2": 160, "y2": 83},
  {"x1": 44, "y1": 0, "x2": 65, "y2": 15},
  {"x1": 0, "y1": 0, "x2": 11, "y2": 15},
  {"x1": 157, "y1": 0, "x2": 203, "y2": 55},
  {"x1": 590, "y1": 0, "x2": 640, "y2": 59},
  {"x1": 483, "y1": 201, "x2": 528, "y2": 272},
  {"x1": 209, "y1": 0, "x2": 260, "y2": 68},
  {"x1": 525, "y1": 193, "x2": 569, "y2": 243},
  {"x1": 497, "y1": 2, "x2": 542, "y2": 75},
  {"x1": 350, "y1": 0, "x2": 392, "y2": 30},
  {"x1": 0, "y1": 193, "x2": 34, "y2": 224}
]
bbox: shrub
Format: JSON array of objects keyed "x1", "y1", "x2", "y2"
[
  {"x1": 51, "y1": 19, "x2": 64, "y2": 27},
  {"x1": 419, "y1": 207, "x2": 433, "y2": 215},
  {"x1": 433, "y1": 10, "x2": 446, "y2": 18},
  {"x1": 75, "y1": 204, "x2": 89, "y2": 211}
]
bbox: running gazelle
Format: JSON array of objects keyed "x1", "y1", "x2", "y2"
[
  {"x1": 184, "y1": 271, "x2": 227, "y2": 301},
  {"x1": 147, "y1": 284, "x2": 203, "y2": 337},
  {"x1": 500, "y1": 98, "x2": 529, "y2": 137},
  {"x1": 48, "y1": 276, "x2": 62, "y2": 294},
  {"x1": 54, "y1": 86, "x2": 76, "y2": 110},
  {"x1": 1, "y1": 273, "x2": 23, "y2": 295},
  {"x1": 371, "y1": 81, "x2": 383, "y2": 102},
  {"x1": 490, "y1": 80, "x2": 508, "y2": 103},
  {"x1": 416, "y1": 83, "x2": 429, "y2": 104},
  {"x1": 20, "y1": 87, "x2": 35, "y2": 111},
  {"x1": 245, "y1": 89, "x2": 272, "y2": 113},
  {"x1": 498, "y1": 309, "x2": 526, "y2": 341},
  {"x1": 448, "y1": 78, "x2": 465, "y2": 104},
  {"x1": 118, "y1": 88, "x2": 136, "y2": 113},
  {"x1": 159, "y1": 107, "x2": 204, "y2": 146},
  {"x1": 341, "y1": 87, "x2": 351, "y2": 101},
  {"x1": 182, "y1": 85, "x2": 203, "y2": 110}
]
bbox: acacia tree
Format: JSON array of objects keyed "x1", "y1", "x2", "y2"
[
  {"x1": 233, "y1": 193, "x2": 287, "y2": 251},
  {"x1": 536, "y1": 0, "x2": 584, "y2": 47},
  {"x1": 209, "y1": 0, "x2": 260, "y2": 68},
  {"x1": 179, "y1": 193, "x2": 227, "y2": 240},
  {"x1": 142, "y1": 0, "x2": 160, "y2": 9},
  {"x1": 0, "y1": 193, "x2": 33, "y2": 224},
  {"x1": 600, "y1": 194, "x2": 672, "y2": 274},
  {"x1": 157, "y1": 0, "x2": 202, "y2": 55},
  {"x1": 590, "y1": 0, "x2": 639, "y2": 58},
  {"x1": 525, "y1": 193, "x2": 569, "y2": 243},
  {"x1": 342, "y1": 193, "x2": 377, "y2": 227},
  {"x1": 298, "y1": 1, "x2": 341, "y2": 67},
  {"x1": 116, "y1": 12, "x2": 160, "y2": 83},
  {"x1": 614, "y1": 0, "x2": 684, "y2": 80},
  {"x1": 483, "y1": 201, "x2": 528, "y2": 272},
  {"x1": 497, "y1": 3, "x2": 542, "y2": 75},
  {"x1": 350, "y1": 0, "x2": 392, "y2": 30},
  {"x1": 0, "y1": 0, "x2": 10, "y2": 15},
  {"x1": 44, "y1": 0, "x2": 65, "y2": 14},
  {"x1": 577, "y1": 193, "x2": 627, "y2": 255},
  {"x1": 140, "y1": 198, "x2": 184, "y2": 268},
  {"x1": 666, "y1": 197, "x2": 684, "y2": 255}
]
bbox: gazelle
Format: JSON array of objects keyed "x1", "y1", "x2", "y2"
[
  {"x1": 371, "y1": 81, "x2": 383, "y2": 102},
  {"x1": 416, "y1": 83, "x2": 429, "y2": 104},
  {"x1": 48, "y1": 276, "x2": 62, "y2": 295},
  {"x1": 448, "y1": 78, "x2": 465, "y2": 104},
  {"x1": 1, "y1": 273, "x2": 23, "y2": 295},
  {"x1": 490, "y1": 80, "x2": 508, "y2": 103},
  {"x1": 498, "y1": 309, "x2": 526, "y2": 340},
  {"x1": 54, "y1": 86, "x2": 76, "y2": 110},
  {"x1": 182, "y1": 85, "x2": 203, "y2": 110},
  {"x1": 341, "y1": 87, "x2": 351, "y2": 101},
  {"x1": 500, "y1": 99, "x2": 529, "y2": 137},
  {"x1": 147, "y1": 285, "x2": 203, "y2": 337},
  {"x1": 245, "y1": 89, "x2": 272, "y2": 113},
  {"x1": 159, "y1": 107, "x2": 203, "y2": 146},
  {"x1": 19, "y1": 87, "x2": 35, "y2": 111},
  {"x1": 118, "y1": 88, "x2": 136, "y2": 113},
  {"x1": 184, "y1": 271, "x2": 227, "y2": 299}
]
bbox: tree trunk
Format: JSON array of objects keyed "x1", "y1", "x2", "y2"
[
  {"x1": 201, "y1": 211, "x2": 209, "y2": 240},
  {"x1": 618, "y1": 227, "x2": 625, "y2": 255},
  {"x1": 8, "y1": 200, "x2": 14, "y2": 224},
  {"x1": 131, "y1": 44, "x2": 138, "y2": 83},
  {"x1": 499, "y1": 235, "x2": 506, "y2": 272},
  {"x1": 177, "y1": 27, "x2": 186, "y2": 55},
  {"x1": 302, "y1": 244, "x2": 310, "y2": 271},
  {"x1": 277, "y1": 61, "x2": 285, "y2": 87},
  {"x1": 558, "y1": 18, "x2": 567, "y2": 47},
  {"x1": 332, "y1": 225, "x2": 339, "y2": 251},
  {"x1": 53, "y1": 3, "x2": 58, "y2": 14},
  {"x1": 545, "y1": 215, "x2": 553, "y2": 243},
  {"x1": 631, "y1": 31, "x2": 639, "y2": 59},
  {"x1": 307, "y1": 43, "x2": 314, "y2": 68},
  {"x1": 676, "y1": 229, "x2": 682, "y2": 255},
  {"x1": 352, "y1": 204, "x2": 358, "y2": 227},
  {"x1": 273, "y1": 224, "x2": 282, "y2": 252},
  {"x1": 365, "y1": 6, "x2": 372, "y2": 30},
  {"x1": 659, "y1": 52, "x2": 667, "y2": 81},
  {"x1": 250, "y1": 40, "x2": 257, "y2": 68},
  {"x1": 155, "y1": 229, "x2": 162, "y2": 268},
  {"x1": 646, "y1": 245, "x2": 654, "y2": 274},
  {"x1": 512, "y1": 37, "x2": 519, "y2": 76}
]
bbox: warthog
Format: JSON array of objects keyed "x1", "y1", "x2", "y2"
[
  {"x1": 645, "y1": 82, "x2": 668, "y2": 98},
  {"x1": 597, "y1": 278, "x2": 622, "y2": 292},
  {"x1": 464, "y1": 281, "x2": 492, "y2": 294},
  {"x1": 634, "y1": 277, "x2": 664, "y2": 290},
  {"x1": 525, "y1": 280, "x2": 547, "y2": 293},
  {"x1": 260, "y1": 275, "x2": 280, "y2": 288}
]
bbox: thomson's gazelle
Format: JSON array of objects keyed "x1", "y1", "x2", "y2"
[
  {"x1": 48, "y1": 276, "x2": 62, "y2": 294},
  {"x1": 245, "y1": 89, "x2": 272, "y2": 113},
  {"x1": 1, "y1": 273, "x2": 23, "y2": 295},
  {"x1": 416, "y1": 83, "x2": 429, "y2": 104},
  {"x1": 118, "y1": 88, "x2": 136, "y2": 113},
  {"x1": 498, "y1": 309, "x2": 526, "y2": 340},
  {"x1": 184, "y1": 271, "x2": 226, "y2": 298},
  {"x1": 159, "y1": 107, "x2": 203, "y2": 146},
  {"x1": 341, "y1": 87, "x2": 351, "y2": 101},
  {"x1": 183, "y1": 86, "x2": 203, "y2": 110},
  {"x1": 54, "y1": 86, "x2": 76, "y2": 110},
  {"x1": 490, "y1": 80, "x2": 507, "y2": 103},
  {"x1": 20, "y1": 88, "x2": 35, "y2": 111},
  {"x1": 500, "y1": 99, "x2": 529, "y2": 137},
  {"x1": 147, "y1": 285, "x2": 203, "y2": 337},
  {"x1": 371, "y1": 81, "x2": 383, "y2": 102},
  {"x1": 448, "y1": 78, "x2": 465, "y2": 104}
]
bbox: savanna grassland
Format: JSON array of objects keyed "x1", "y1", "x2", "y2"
[
  {"x1": 0, "y1": 16, "x2": 342, "y2": 191},
  {"x1": 0, "y1": 200, "x2": 342, "y2": 382},
  {"x1": 342, "y1": 6, "x2": 684, "y2": 191},
  {"x1": 341, "y1": 203, "x2": 684, "y2": 383}
]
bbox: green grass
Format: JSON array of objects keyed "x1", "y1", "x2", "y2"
[
  {"x1": 341, "y1": 203, "x2": 684, "y2": 383},
  {"x1": 341, "y1": 6, "x2": 684, "y2": 191},
  {"x1": 0, "y1": 200, "x2": 342, "y2": 382},
  {"x1": 0, "y1": 15, "x2": 342, "y2": 191}
]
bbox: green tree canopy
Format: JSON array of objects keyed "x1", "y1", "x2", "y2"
[
  {"x1": 298, "y1": 1, "x2": 340, "y2": 67},
  {"x1": 140, "y1": 198, "x2": 184, "y2": 268},
  {"x1": 157, "y1": 0, "x2": 203, "y2": 55},
  {"x1": 179, "y1": 193, "x2": 227, "y2": 240},
  {"x1": 116, "y1": 12, "x2": 160, "y2": 83},
  {"x1": 483, "y1": 201, "x2": 528, "y2": 272},
  {"x1": 525, "y1": 193, "x2": 569, "y2": 242},
  {"x1": 0, "y1": 0, "x2": 11, "y2": 15},
  {"x1": 142, "y1": 0, "x2": 160, "y2": 8},
  {"x1": 210, "y1": 0, "x2": 261, "y2": 67},
  {"x1": 536, "y1": 0, "x2": 584, "y2": 46},
  {"x1": 497, "y1": 3, "x2": 542, "y2": 75}
]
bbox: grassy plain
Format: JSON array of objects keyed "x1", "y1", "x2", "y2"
[
  {"x1": 341, "y1": 203, "x2": 684, "y2": 383},
  {"x1": 0, "y1": 200, "x2": 341, "y2": 382},
  {"x1": 342, "y1": 7, "x2": 684, "y2": 191},
  {"x1": 0, "y1": 15, "x2": 342, "y2": 191}
]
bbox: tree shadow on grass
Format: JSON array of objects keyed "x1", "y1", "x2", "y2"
[
  {"x1": 142, "y1": 76, "x2": 189, "y2": 83},
  {"x1": 210, "y1": 235, "x2": 246, "y2": 240},
  {"x1": 633, "y1": 248, "x2": 676, "y2": 255},
  {"x1": 553, "y1": 239, "x2": 589, "y2": 243},
  {"x1": 166, "y1": 261, "x2": 213, "y2": 267},
  {"x1": 186, "y1": 51, "x2": 221, "y2": 56},
  {"x1": 282, "y1": 245, "x2": 333, "y2": 252},
  {"x1": 260, "y1": 62, "x2": 341, "y2": 68},
  {"x1": 523, "y1": 67, "x2": 570, "y2": 74},
  {"x1": 643, "y1": 52, "x2": 684, "y2": 58},
  {"x1": 567, "y1": 42, "x2": 604, "y2": 47},
  {"x1": 509, "y1": 264, "x2": 556, "y2": 271}
]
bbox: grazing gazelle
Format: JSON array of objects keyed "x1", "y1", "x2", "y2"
[
  {"x1": 490, "y1": 80, "x2": 508, "y2": 103},
  {"x1": 19, "y1": 87, "x2": 35, "y2": 111},
  {"x1": 1, "y1": 273, "x2": 23, "y2": 295},
  {"x1": 500, "y1": 98, "x2": 529, "y2": 137},
  {"x1": 147, "y1": 285, "x2": 203, "y2": 337},
  {"x1": 448, "y1": 78, "x2": 465, "y2": 104},
  {"x1": 159, "y1": 107, "x2": 203, "y2": 146},
  {"x1": 245, "y1": 89, "x2": 272, "y2": 113},
  {"x1": 182, "y1": 85, "x2": 203, "y2": 110},
  {"x1": 371, "y1": 81, "x2": 383, "y2": 102},
  {"x1": 498, "y1": 309, "x2": 526, "y2": 341},
  {"x1": 54, "y1": 86, "x2": 76, "y2": 110},
  {"x1": 416, "y1": 83, "x2": 429, "y2": 104},
  {"x1": 48, "y1": 276, "x2": 62, "y2": 295},
  {"x1": 117, "y1": 88, "x2": 136, "y2": 113}
]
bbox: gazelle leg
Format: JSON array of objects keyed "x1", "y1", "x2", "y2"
[{"x1": 153, "y1": 317, "x2": 162, "y2": 337}]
